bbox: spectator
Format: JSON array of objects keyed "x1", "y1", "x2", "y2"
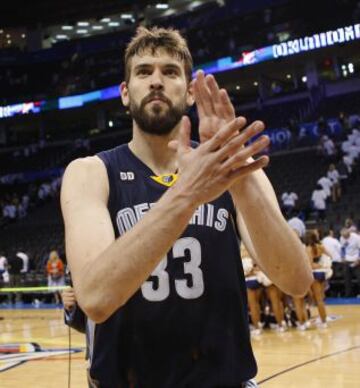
[
  {"x1": 344, "y1": 218, "x2": 358, "y2": 233},
  {"x1": 46, "y1": 250, "x2": 65, "y2": 304},
  {"x1": 322, "y1": 229, "x2": 343, "y2": 291},
  {"x1": 311, "y1": 184, "x2": 327, "y2": 221},
  {"x1": 3, "y1": 200, "x2": 17, "y2": 221},
  {"x1": 16, "y1": 251, "x2": 29, "y2": 274},
  {"x1": 287, "y1": 210, "x2": 306, "y2": 239},
  {"x1": 317, "y1": 176, "x2": 332, "y2": 199},
  {"x1": 340, "y1": 228, "x2": 360, "y2": 297},
  {"x1": 327, "y1": 164, "x2": 341, "y2": 202},
  {"x1": 38, "y1": 182, "x2": 51, "y2": 202},
  {"x1": 322, "y1": 229, "x2": 342, "y2": 264},
  {"x1": 281, "y1": 191, "x2": 298, "y2": 215},
  {"x1": 342, "y1": 154, "x2": 354, "y2": 175},
  {"x1": 320, "y1": 135, "x2": 337, "y2": 161},
  {"x1": 0, "y1": 253, "x2": 9, "y2": 285}
]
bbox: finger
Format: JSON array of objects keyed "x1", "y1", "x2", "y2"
[
  {"x1": 219, "y1": 89, "x2": 235, "y2": 119},
  {"x1": 220, "y1": 135, "x2": 270, "y2": 172},
  {"x1": 195, "y1": 70, "x2": 215, "y2": 116},
  {"x1": 205, "y1": 116, "x2": 247, "y2": 152},
  {"x1": 215, "y1": 121, "x2": 266, "y2": 161},
  {"x1": 206, "y1": 75, "x2": 224, "y2": 119},
  {"x1": 193, "y1": 78, "x2": 205, "y2": 118},
  {"x1": 177, "y1": 116, "x2": 191, "y2": 153},
  {"x1": 227, "y1": 156, "x2": 270, "y2": 181}
]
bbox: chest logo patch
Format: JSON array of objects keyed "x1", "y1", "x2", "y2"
[
  {"x1": 120, "y1": 171, "x2": 135, "y2": 181},
  {"x1": 150, "y1": 173, "x2": 178, "y2": 187}
]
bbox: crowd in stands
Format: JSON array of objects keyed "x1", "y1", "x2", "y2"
[
  {"x1": 1, "y1": 0, "x2": 359, "y2": 104},
  {"x1": 0, "y1": 175, "x2": 62, "y2": 227}
]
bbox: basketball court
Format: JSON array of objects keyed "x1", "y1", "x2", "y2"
[{"x1": 1, "y1": 302, "x2": 359, "y2": 387}]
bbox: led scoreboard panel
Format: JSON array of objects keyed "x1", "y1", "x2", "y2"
[{"x1": 1, "y1": 23, "x2": 360, "y2": 120}]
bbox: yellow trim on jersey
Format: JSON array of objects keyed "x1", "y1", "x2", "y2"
[{"x1": 150, "y1": 173, "x2": 178, "y2": 187}]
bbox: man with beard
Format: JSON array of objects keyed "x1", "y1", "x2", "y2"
[{"x1": 61, "y1": 27, "x2": 312, "y2": 387}]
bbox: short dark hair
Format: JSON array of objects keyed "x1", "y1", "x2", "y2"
[{"x1": 124, "y1": 26, "x2": 193, "y2": 83}]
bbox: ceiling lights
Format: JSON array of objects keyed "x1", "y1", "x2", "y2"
[
  {"x1": 156, "y1": 3, "x2": 169, "y2": 9},
  {"x1": 121, "y1": 14, "x2": 133, "y2": 19}
]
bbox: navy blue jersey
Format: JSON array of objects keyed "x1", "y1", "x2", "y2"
[{"x1": 88, "y1": 144, "x2": 257, "y2": 387}]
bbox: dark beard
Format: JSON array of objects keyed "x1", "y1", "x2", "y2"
[{"x1": 129, "y1": 92, "x2": 187, "y2": 136}]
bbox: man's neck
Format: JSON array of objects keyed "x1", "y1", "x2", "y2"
[{"x1": 129, "y1": 122, "x2": 180, "y2": 176}]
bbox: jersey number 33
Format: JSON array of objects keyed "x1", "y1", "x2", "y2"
[{"x1": 141, "y1": 237, "x2": 205, "y2": 302}]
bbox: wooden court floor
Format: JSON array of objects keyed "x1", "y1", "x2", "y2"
[{"x1": 0, "y1": 304, "x2": 359, "y2": 387}]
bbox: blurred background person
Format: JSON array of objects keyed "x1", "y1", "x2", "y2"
[{"x1": 46, "y1": 250, "x2": 65, "y2": 304}]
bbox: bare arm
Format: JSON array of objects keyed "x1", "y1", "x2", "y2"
[
  {"x1": 193, "y1": 70, "x2": 313, "y2": 296},
  {"x1": 61, "y1": 157, "x2": 196, "y2": 323},
  {"x1": 230, "y1": 168, "x2": 313, "y2": 296}
]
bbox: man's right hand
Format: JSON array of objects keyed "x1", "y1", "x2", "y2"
[{"x1": 168, "y1": 115, "x2": 269, "y2": 207}]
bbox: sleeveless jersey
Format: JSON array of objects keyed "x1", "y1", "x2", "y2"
[{"x1": 89, "y1": 144, "x2": 257, "y2": 387}]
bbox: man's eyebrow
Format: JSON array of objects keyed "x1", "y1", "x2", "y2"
[
  {"x1": 163, "y1": 63, "x2": 182, "y2": 71},
  {"x1": 134, "y1": 63, "x2": 152, "y2": 71},
  {"x1": 134, "y1": 62, "x2": 182, "y2": 70}
]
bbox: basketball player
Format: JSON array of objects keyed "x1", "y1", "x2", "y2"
[{"x1": 61, "y1": 27, "x2": 313, "y2": 387}]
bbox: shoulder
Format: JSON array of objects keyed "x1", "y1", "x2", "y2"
[
  {"x1": 64, "y1": 156, "x2": 107, "y2": 179},
  {"x1": 61, "y1": 156, "x2": 109, "y2": 203}
]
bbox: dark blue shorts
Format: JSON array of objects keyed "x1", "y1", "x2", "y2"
[{"x1": 313, "y1": 271, "x2": 326, "y2": 281}]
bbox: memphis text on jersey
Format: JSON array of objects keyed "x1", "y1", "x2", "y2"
[{"x1": 116, "y1": 202, "x2": 230, "y2": 236}]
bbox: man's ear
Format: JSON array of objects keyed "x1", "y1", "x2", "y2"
[
  {"x1": 120, "y1": 82, "x2": 129, "y2": 107},
  {"x1": 186, "y1": 80, "x2": 195, "y2": 107}
]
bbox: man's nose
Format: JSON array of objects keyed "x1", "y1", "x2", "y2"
[{"x1": 150, "y1": 70, "x2": 164, "y2": 91}]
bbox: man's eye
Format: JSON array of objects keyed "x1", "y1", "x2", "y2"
[
  {"x1": 165, "y1": 69, "x2": 178, "y2": 76},
  {"x1": 137, "y1": 69, "x2": 151, "y2": 76}
]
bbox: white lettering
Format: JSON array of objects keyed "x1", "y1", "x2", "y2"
[
  {"x1": 313, "y1": 34, "x2": 321, "y2": 48},
  {"x1": 134, "y1": 203, "x2": 149, "y2": 221},
  {"x1": 206, "y1": 203, "x2": 214, "y2": 227},
  {"x1": 308, "y1": 36, "x2": 315, "y2": 49},
  {"x1": 345, "y1": 26, "x2": 355, "y2": 41},
  {"x1": 273, "y1": 44, "x2": 281, "y2": 58},
  {"x1": 299, "y1": 38, "x2": 309, "y2": 51},
  {"x1": 281, "y1": 42, "x2": 288, "y2": 56},
  {"x1": 190, "y1": 205, "x2": 205, "y2": 225},
  {"x1": 331, "y1": 30, "x2": 340, "y2": 44},
  {"x1": 320, "y1": 32, "x2": 327, "y2": 46},
  {"x1": 337, "y1": 28, "x2": 345, "y2": 43},
  {"x1": 355, "y1": 23, "x2": 360, "y2": 38},
  {"x1": 326, "y1": 31, "x2": 334, "y2": 45},
  {"x1": 215, "y1": 209, "x2": 229, "y2": 232},
  {"x1": 116, "y1": 207, "x2": 137, "y2": 235}
]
